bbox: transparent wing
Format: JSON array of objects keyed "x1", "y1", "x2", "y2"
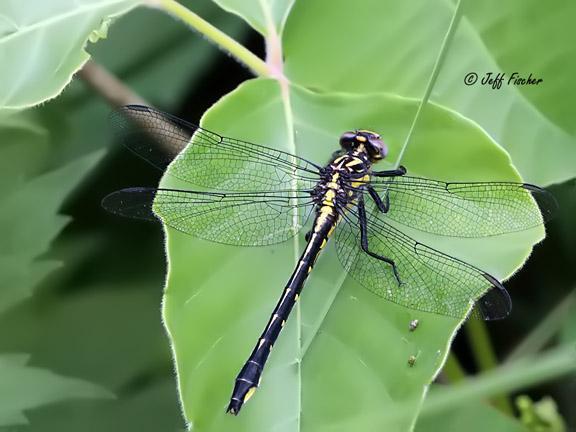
[
  {"x1": 102, "y1": 187, "x2": 315, "y2": 246},
  {"x1": 111, "y1": 105, "x2": 322, "y2": 191},
  {"x1": 334, "y1": 203, "x2": 511, "y2": 320},
  {"x1": 368, "y1": 176, "x2": 555, "y2": 237}
]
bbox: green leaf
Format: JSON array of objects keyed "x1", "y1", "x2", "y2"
[
  {"x1": 0, "y1": 116, "x2": 103, "y2": 314},
  {"x1": 0, "y1": 110, "x2": 51, "y2": 189},
  {"x1": 161, "y1": 78, "x2": 544, "y2": 430},
  {"x1": 0, "y1": 0, "x2": 140, "y2": 109},
  {"x1": 209, "y1": 0, "x2": 294, "y2": 35},
  {"x1": 0, "y1": 286, "x2": 182, "y2": 431},
  {"x1": 24, "y1": 379, "x2": 182, "y2": 432},
  {"x1": 0, "y1": 354, "x2": 114, "y2": 427},
  {"x1": 0, "y1": 286, "x2": 173, "y2": 398},
  {"x1": 282, "y1": 0, "x2": 576, "y2": 186}
]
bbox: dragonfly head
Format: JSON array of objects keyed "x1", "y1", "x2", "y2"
[{"x1": 339, "y1": 130, "x2": 388, "y2": 162}]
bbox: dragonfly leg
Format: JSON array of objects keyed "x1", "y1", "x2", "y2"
[
  {"x1": 358, "y1": 196, "x2": 402, "y2": 285},
  {"x1": 372, "y1": 165, "x2": 406, "y2": 177},
  {"x1": 367, "y1": 185, "x2": 389, "y2": 213}
]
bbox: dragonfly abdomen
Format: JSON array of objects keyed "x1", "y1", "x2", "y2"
[{"x1": 227, "y1": 213, "x2": 336, "y2": 415}]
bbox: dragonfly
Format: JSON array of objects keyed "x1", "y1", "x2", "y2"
[{"x1": 102, "y1": 105, "x2": 553, "y2": 415}]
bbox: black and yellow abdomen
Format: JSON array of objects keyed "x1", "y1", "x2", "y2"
[
  {"x1": 226, "y1": 211, "x2": 337, "y2": 414},
  {"x1": 227, "y1": 153, "x2": 367, "y2": 414}
]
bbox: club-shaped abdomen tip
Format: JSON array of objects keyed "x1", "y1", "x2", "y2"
[
  {"x1": 227, "y1": 385, "x2": 257, "y2": 415},
  {"x1": 226, "y1": 400, "x2": 240, "y2": 415},
  {"x1": 226, "y1": 399, "x2": 242, "y2": 415}
]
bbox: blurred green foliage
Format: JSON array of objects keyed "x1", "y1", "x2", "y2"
[
  {"x1": 516, "y1": 395, "x2": 566, "y2": 432},
  {"x1": 0, "y1": 0, "x2": 574, "y2": 431}
]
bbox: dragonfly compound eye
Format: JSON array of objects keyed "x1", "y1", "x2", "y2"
[
  {"x1": 367, "y1": 136, "x2": 387, "y2": 161},
  {"x1": 339, "y1": 131, "x2": 359, "y2": 151},
  {"x1": 355, "y1": 130, "x2": 387, "y2": 161}
]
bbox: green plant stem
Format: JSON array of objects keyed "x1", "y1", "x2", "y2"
[
  {"x1": 78, "y1": 60, "x2": 149, "y2": 107},
  {"x1": 156, "y1": 0, "x2": 268, "y2": 77},
  {"x1": 465, "y1": 319, "x2": 513, "y2": 415},
  {"x1": 506, "y1": 289, "x2": 576, "y2": 363},
  {"x1": 443, "y1": 351, "x2": 467, "y2": 383},
  {"x1": 420, "y1": 344, "x2": 576, "y2": 418},
  {"x1": 466, "y1": 319, "x2": 498, "y2": 372}
]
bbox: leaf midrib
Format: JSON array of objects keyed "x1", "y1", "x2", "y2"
[{"x1": 258, "y1": 0, "x2": 304, "y2": 428}]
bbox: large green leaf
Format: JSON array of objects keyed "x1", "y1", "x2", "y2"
[
  {"x1": 161, "y1": 78, "x2": 544, "y2": 431},
  {"x1": 0, "y1": 0, "x2": 140, "y2": 109},
  {"x1": 281, "y1": 0, "x2": 576, "y2": 186},
  {"x1": 0, "y1": 354, "x2": 113, "y2": 427}
]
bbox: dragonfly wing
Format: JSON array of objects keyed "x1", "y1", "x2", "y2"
[
  {"x1": 334, "y1": 204, "x2": 511, "y2": 320},
  {"x1": 111, "y1": 105, "x2": 321, "y2": 191},
  {"x1": 367, "y1": 176, "x2": 556, "y2": 237},
  {"x1": 102, "y1": 187, "x2": 315, "y2": 246}
]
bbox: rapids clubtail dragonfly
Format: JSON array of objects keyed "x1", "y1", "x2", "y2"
[{"x1": 102, "y1": 105, "x2": 553, "y2": 415}]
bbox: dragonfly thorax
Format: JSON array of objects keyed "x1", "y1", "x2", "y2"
[{"x1": 311, "y1": 152, "x2": 372, "y2": 210}]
